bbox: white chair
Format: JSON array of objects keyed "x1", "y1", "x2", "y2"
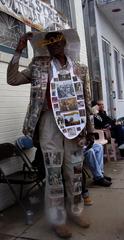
[
  {"x1": 93, "y1": 129, "x2": 117, "y2": 161},
  {"x1": 93, "y1": 129, "x2": 110, "y2": 161},
  {"x1": 103, "y1": 129, "x2": 117, "y2": 161}
]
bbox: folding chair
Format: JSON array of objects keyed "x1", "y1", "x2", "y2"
[
  {"x1": 0, "y1": 142, "x2": 44, "y2": 215},
  {"x1": 16, "y1": 140, "x2": 45, "y2": 198}
]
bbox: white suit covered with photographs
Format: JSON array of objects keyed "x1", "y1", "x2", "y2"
[
  {"x1": 7, "y1": 29, "x2": 86, "y2": 227},
  {"x1": 35, "y1": 30, "x2": 86, "y2": 224}
]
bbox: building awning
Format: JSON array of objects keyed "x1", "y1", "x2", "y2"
[
  {"x1": 97, "y1": 0, "x2": 124, "y2": 41},
  {"x1": 0, "y1": 0, "x2": 69, "y2": 31}
]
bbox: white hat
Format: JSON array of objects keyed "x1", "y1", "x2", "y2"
[{"x1": 30, "y1": 28, "x2": 80, "y2": 62}]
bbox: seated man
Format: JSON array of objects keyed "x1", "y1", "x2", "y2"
[
  {"x1": 93, "y1": 100, "x2": 116, "y2": 140},
  {"x1": 84, "y1": 143, "x2": 112, "y2": 186},
  {"x1": 78, "y1": 132, "x2": 112, "y2": 187}
]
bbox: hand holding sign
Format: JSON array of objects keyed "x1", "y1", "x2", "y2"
[{"x1": 15, "y1": 32, "x2": 33, "y2": 53}]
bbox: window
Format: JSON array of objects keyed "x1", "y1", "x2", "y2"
[
  {"x1": 0, "y1": 11, "x2": 27, "y2": 58},
  {"x1": 102, "y1": 39, "x2": 113, "y2": 114},
  {"x1": 54, "y1": 0, "x2": 72, "y2": 27},
  {"x1": 114, "y1": 49, "x2": 122, "y2": 99}
]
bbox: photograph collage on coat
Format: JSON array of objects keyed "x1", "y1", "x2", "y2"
[
  {"x1": 50, "y1": 70, "x2": 86, "y2": 138},
  {"x1": 41, "y1": 71, "x2": 49, "y2": 90},
  {"x1": 32, "y1": 59, "x2": 49, "y2": 89}
]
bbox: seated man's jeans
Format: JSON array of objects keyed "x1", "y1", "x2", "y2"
[{"x1": 84, "y1": 143, "x2": 104, "y2": 180}]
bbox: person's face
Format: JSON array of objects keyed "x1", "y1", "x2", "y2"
[
  {"x1": 97, "y1": 101, "x2": 104, "y2": 111},
  {"x1": 45, "y1": 33, "x2": 66, "y2": 57}
]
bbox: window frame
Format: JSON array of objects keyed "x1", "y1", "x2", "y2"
[
  {"x1": 0, "y1": 11, "x2": 28, "y2": 58},
  {"x1": 54, "y1": 0, "x2": 72, "y2": 27},
  {"x1": 114, "y1": 48, "x2": 123, "y2": 99}
]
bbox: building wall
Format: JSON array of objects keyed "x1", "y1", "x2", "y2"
[
  {"x1": 0, "y1": 24, "x2": 32, "y2": 144},
  {"x1": 95, "y1": 5, "x2": 124, "y2": 118},
  {"x1": 70, "y1": 0, "x2": 88, "y2": 66},
  {"x1": 0, "y1": 23, "x2": 34, "y2": 210}
]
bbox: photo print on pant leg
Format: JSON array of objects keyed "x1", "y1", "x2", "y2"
[
  {"x1": 73, "y1": 181, "x2": 82, "y2": 194},
  {"x1": 74, "y1": 163, "x2": 82, "y2": 175},
  {"x1": 49, "y1": 152, "x2": 62, "y2": 166},
  {"x1": 44, "y1": 152, "x2": 50, "y2": 165},
  {"x1": 49, "y1": 185, "x2": 64, "y2": 197},
  {"x1": 47, "y1": 167, "x2": 62, "y2": 186},
  {"x1": 44, "y1": 152, "x2": 63, "y2": 166},
  {"x1": 73, "y1": 175, "x2": 82, "y2": 184},
  {"x1": 71, "y1": 193, "x2": 83, "y2": 216},
  {"x1": 71, "y1": 150, "x2": 83, "y2": 164},
  {"x1": 74, "y1": 194, "x2": 82, "y2": 204},
  {"x1": 48, "y1": 196, "x2": 64, "y2": 208}
]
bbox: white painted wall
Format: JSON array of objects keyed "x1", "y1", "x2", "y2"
[
  {"x1": 95, "y1": 4, "x2": 124, "y2": 118},
  {"x1": 0, "y1": 25, "x2": 34, "y2": 210},
  {"x1": 0, "y1": 25, "x2": 32, "y2": 144}
]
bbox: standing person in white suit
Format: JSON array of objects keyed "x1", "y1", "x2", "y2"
[{"x1": 7, "y1": 30, "x2": 90, "y2": 238}]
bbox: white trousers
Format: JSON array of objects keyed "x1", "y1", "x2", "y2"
[{"x1": 39, "y1": 111, "x2": 84, "y2": 225}]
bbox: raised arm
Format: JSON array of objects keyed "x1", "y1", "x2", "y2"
[{"x1": 7, "y1": 32, "x2": 33, "y2": 86}]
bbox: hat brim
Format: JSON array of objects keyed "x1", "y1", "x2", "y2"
[{"x1": 30, "y1": 28, "x2": 80, "y2": 62}]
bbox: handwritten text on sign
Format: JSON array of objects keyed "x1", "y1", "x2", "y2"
[{"x1": 0, "y1": 0, "x2": 69, "y2": 31}]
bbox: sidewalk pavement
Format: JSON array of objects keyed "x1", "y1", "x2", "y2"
[{"x1": 0, "y1": 159, "x2": 124, "y2": 240}]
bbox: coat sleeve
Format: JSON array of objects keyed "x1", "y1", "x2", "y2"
[{"x1": 7, "y1": 55, "x2": 32, "y2": 86}]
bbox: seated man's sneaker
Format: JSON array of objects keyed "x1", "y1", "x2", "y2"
[
  {"x1": 104, "y1": 175, "x2": 112, "y2": 182},
  {"x1": 70, "y1": 214, "x2": 90, "y2": 228},
  {"x1": 83, "y1": 196, "x2": 93, "y2": 206},
  {"x1": 94, "y1": 177, "x2": 112, "y2": 187},
  {"x1": 53, "y1": 224, "x2": 72, "y2": 238}
]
